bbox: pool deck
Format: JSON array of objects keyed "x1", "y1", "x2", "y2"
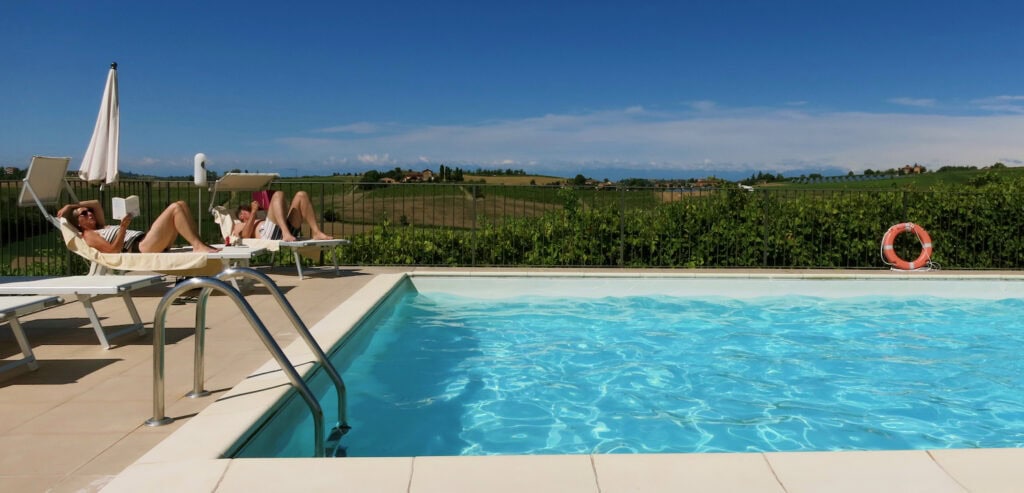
[{"x1": 2, "y1": 267, "x2": 1024, "y2": 492}]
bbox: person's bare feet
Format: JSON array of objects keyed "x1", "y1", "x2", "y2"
[
  {"x1": 312, "y1": 232, "x2": 333, "y2": 240},
  {"x1": 194, "y1": 244, "x2": 221, "y2": 253},
  {"x1": 282, "y1": 233, "x2": 298, "y2": 242}
]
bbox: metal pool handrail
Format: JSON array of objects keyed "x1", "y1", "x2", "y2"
[
  {"x1": 144, "y1": 275, "x2": 327, "y2": 457},
  {"x1": 200, "y1": 267, "x2": 349, "y2": 434}
]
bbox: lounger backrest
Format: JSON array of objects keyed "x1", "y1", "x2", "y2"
[
  {"x1": 211, "y1": 205, "x2": 241, "y2": 241},
  {"x1": 210, "y1": 205, "x2": 278, "y2": 252},
  {"x1": 18, "y1": 156, "x2": 74, "y2": 207},
  {"x1": 213, "y1": 172, "x2": 278, "y2": 192}
]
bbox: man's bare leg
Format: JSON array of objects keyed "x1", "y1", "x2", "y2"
[
  {"x1": 139, "y1": 201, "x2": 219, "y2": 253},
  {"x1": 286, "y1": 191, "x2": 332, "y2": 240},
  {"x1": 266, "y1": 192, "x2": 298, "y2": 241}
]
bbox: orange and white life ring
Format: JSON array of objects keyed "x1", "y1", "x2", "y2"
[{"x1": 881, "y1": 222, "x2": 933, "y2": 270}]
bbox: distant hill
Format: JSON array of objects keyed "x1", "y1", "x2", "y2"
[{"x1": 766, "y1": 165, "x2": 1024, "y2": 191}]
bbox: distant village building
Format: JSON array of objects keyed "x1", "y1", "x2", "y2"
[
  {"x1": 378, "y1": 169, "x2": 435, "y2": 183},
  {"x1": 901, "y1": 163, "x2": 924, "y2": 175},
  {"x1": 2, "y1": 167, "x2": 17, "y2": 176}
]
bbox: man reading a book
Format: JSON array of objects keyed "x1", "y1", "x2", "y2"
[
  {"x1": 58, "y1": 200, "x2": 219, "y2": 253},
  {"x1": 233, "y1": 190, "x2": 333, "y2": 242}
]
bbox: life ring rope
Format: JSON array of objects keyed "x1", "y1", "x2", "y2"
[{"x1": 880, "y1": 222, "x2": 935, "y2": 271}]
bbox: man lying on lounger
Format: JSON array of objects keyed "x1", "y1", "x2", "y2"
[
  {"x1": 233, "y1": 190, "x2": 333, "y2": 242},
  {"x1": 58, "y1": 200, "x2": 220, "y2": 253}
]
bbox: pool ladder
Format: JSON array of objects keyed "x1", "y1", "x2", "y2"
[{"x1": 144, "y1": 267, "x2": 350, "y2": 458}]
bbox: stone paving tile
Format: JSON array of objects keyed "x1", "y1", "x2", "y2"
[
  {"x1": 929, "y1": 448, "x2": 1024, "y2": 493},
  {"x1": 411, "y1": 455, "x2": 598, "y2": 493},
  {"x1": 0, "y1": 432, "x2": 124, "y2": 476},
  {"x1": 594, "y1": 453, "x2": 785, "y2": 493},
  {"x1": 218, "y1": 458, "x2": 412, "y2": 492},
  {"x1": 765, "y1": 450, "x2": 966, "y2": 493}
]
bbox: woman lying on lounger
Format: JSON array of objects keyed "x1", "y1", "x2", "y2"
[
  {"x1": 58, "y1": 200, "x2": 220, "y2": 254},
  {"x1": 233, "y1": 190, "x2": 333, "y2": 242}
]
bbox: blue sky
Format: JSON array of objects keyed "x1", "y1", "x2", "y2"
[{"x1": 3, "y1": 0, "x2": 1024, "y2": 180}]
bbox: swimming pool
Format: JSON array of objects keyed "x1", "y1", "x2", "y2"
[{"x1": 231, "y1": 275, "x2": 1024, "y2": 458}]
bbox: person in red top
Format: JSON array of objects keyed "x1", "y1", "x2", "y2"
[{"x1": 233, "y1": 190, "x2": 333, "y2": 242}]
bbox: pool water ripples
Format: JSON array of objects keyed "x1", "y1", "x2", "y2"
[{"x1": 235, "y1": 290, "x2": 1024, "y2": 458}]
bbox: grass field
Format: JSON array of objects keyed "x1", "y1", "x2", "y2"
[
  {"x1": 281, "y1": 167, "x2": 1024, "y2": 191},
  {"x1": 468, "y1": 174, "x2": 564, "y2": 185},
  {"x1": 277, "y1": 173, "x2": 565, "y2": 186}
]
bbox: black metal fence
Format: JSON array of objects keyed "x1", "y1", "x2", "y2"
[{"x1": 2, "y1": 178, "x2": 1022, "y2": 275}]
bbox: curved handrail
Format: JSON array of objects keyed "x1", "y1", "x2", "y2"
[
  {"x1": 145, "y1": 276, "x2": 326, "y2": 457},
  {"x1": 161, "y1": 267, "x2": 349, "y2": 455},
  {"x1": 210, "y1": 267, "x2": 349, "y2": 433}
]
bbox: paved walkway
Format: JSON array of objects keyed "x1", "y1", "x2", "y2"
[{"x1": 0, "y1": 266, "x2": 403, "y2": 492}]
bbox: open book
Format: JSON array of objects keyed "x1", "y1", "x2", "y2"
[{"x1": 111, "y1": 195, "x2": 140, "y2": 220}]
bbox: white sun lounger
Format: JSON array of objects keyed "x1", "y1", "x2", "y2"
[
  {"x1": 19, "y1": 156, "x2": 261, "y2": 278},
  {"x1": 209, "y1": 172, "x2": 349, "y2": 279},
  {"x1": 277, "y1": 238, "x2": 348, "y2": 280},
  {"x1": 0, "y1": 275, "x2": 164, "y2": 349},
  {"x1": 0, "y1": 295, "x2": 63, "y2": 373}
]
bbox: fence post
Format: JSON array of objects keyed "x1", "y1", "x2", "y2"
[
  {"x1": 468, "y1": 184, "x2": 475, "y2": 266},
  {"x1": 319, "y1": 182, "x2": 326, "y2": 265},
  {"x1": 65, "y1": 240, "x2": 73, "y2": 276},
  {"x1": 619, "y1": 187, "x2": 625, "y2": 267},
  {"x1": 762, "y1": 190, "x2": 769, "y2": 267},
  {"x1": 146, "y1": 182, "x2": 153, "y2": 227}
]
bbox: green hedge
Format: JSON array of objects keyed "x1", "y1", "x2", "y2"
[{"x1": 340, "y1": 179, "x2": 1024, "y2": 269}]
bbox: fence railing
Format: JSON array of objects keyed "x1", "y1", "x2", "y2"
[{"x1": 2, "y1": 178, "x2": 1022, "y2": 275}]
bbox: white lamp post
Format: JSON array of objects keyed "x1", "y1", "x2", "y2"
[{"x1": 194, "y1": 153, "x2": 207, "y2": 235}]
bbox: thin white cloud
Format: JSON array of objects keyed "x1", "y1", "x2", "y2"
[
  {"x1": 888, "y1": 97, "x2": 936, "y2": 108},
  {"x1": 274, "y1": 104, "x2": 1024, "y2": 176},
  {"x1": 316, "y1": 122, "x2": 381, "y2": 134},
  {"x1": 356, "y1": 153, "x2": 393, "y2": 164},
  {"x1": 987, "y1": 95, "x2": 1024, "y2": 102},
  {"x1": 971, "y1": 95, "x2": 1024, "y2": 114},
  {"x1": 689, "y1": 100, "x2": 717, "y2": 112}
]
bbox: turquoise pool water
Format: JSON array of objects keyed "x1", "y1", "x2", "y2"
[{"x1": 233, "y1": 277, "x2": 1024, "y2": 458}]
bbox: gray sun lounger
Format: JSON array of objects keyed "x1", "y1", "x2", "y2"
[
  {"x1": 0, "y1": 275, "x2": 165, "y2": 349},
  {"x1": 1, "y1": 295, "x2": 63, "y2": 373}
]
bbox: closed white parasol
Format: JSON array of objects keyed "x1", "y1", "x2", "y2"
[{"x1": 79, "y1": 62, "x2": 119, "y2": 187}]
